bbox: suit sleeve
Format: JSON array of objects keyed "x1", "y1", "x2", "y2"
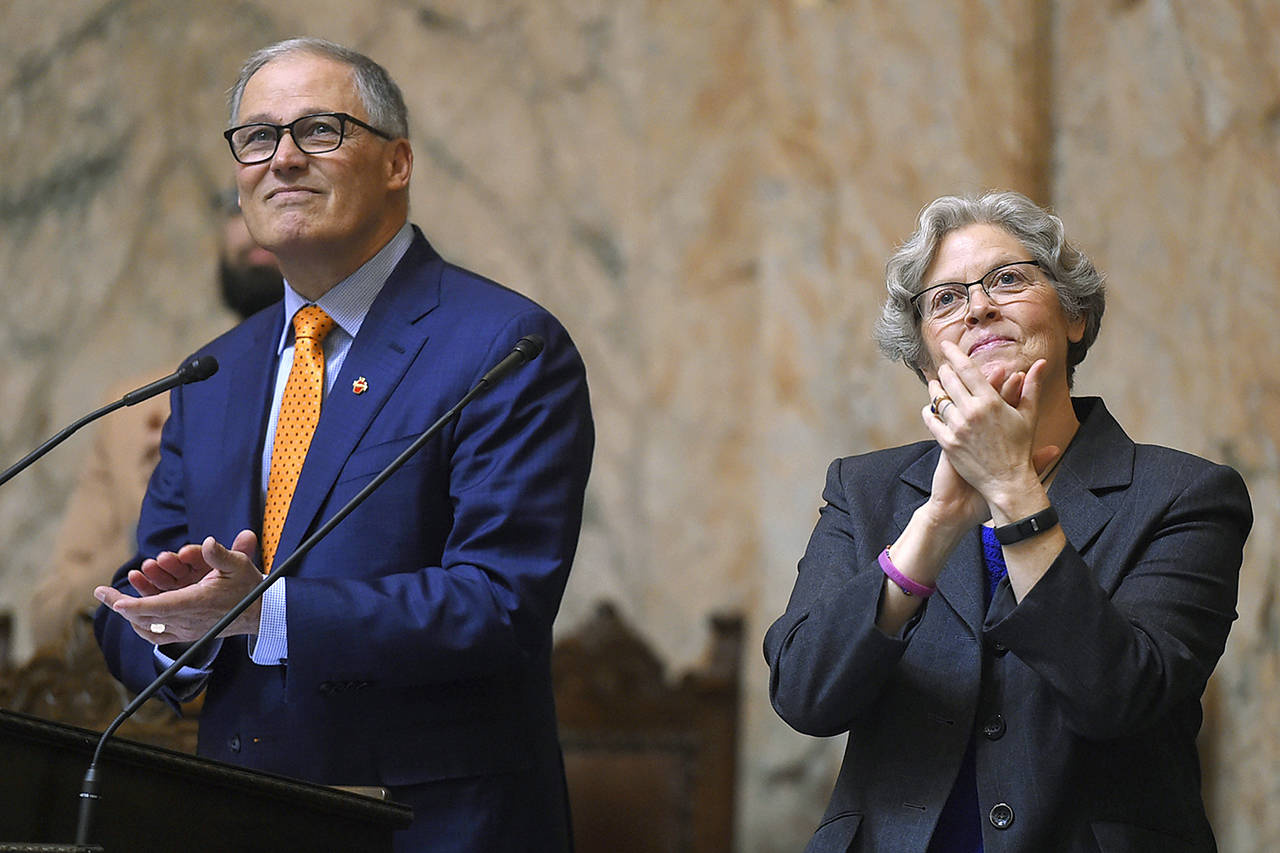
[
  {"x1": 281, "y1": 308, "x2": 594, "y2": 694},
  {"x1": 986, "y1": 457, "x2": 1252, "y2": 740},
  {"x1": 764, "y1": 458, "x2": 925, "y2": 737},
  {"x1": 93, "y1": 384, "x2": 194, "y2": 706}
]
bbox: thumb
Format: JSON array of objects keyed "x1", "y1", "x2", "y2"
[
  {"x1": 230, "y1": 528, "x2": 260, "y2": 565},
  {"x1": 201, "y1": 530, "x2": 261, "y2": 575},
  {"x1": 1031, "y1": 445, "x2": 1061, "y2": 477}
]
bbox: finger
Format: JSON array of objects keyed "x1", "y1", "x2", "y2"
[
  {"x1": 202, "y1": 535, "x2": 239, "y2": 577},
  {"x1": 1017, "y1": 359, "x2": 1050, "y2": 417},
  {"x1": 175, "y1": 542, "x2": 216, "y2": 575},
  {"x1": 201, "y1": 530, "x2": 265, "y2": 578},
  {"x1": 139, "y1": 554, "x2": 188, "y2": 591},
  {"x1": 230, "y1": 529, "x2": 260, "y2": 566},
  {"x1": 922, "y1": 402, "x2": 949, "y2": 440},
  {"x1": 132, "y1": 622, "x2": 164, "y2": 643},
  {"x1": 935, "y1": 361, "x2": 999, "y2": 418},
  {"x1": 938, "y1": 340, "x2": 995, "y2": 398},
  {"x1": 927, "y1": 380, "x2": 952, "y2": 421},
  {"x1": 1032, "y1": 444, "x2": 1061, "y2": 476},
  {"x1": 152, "y1": 547, "x2": 212, "y2": 587},
  {"x1": 95, "y1": 585, "x2": 127, "y2": 609},
  {"x1": 98, "y1": 590, "x2": 168, "y2": 637},
  {"x1": 999, "y1": 371, "x2": 1026, "y2": 407},
  {"x1": 128, "y1": 567, "x2": 165, "y2": 597},
  {"x1": 129, "y1": 615, "x2": 179, "y2": 643},
  {"x1": 982, "y1": 361, "x2": 1010, "y2": 394}
]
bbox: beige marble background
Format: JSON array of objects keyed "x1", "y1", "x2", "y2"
[{"x1": 1, "y1": 1, "x2": 1277, "y2": 850}]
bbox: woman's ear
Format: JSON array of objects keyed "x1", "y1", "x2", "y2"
[{"x1": 1067, "y1": 311, "x2": 1087, "y2": 344}]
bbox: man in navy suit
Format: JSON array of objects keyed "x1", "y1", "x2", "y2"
[{"x1": 94, "y1": 38, "x2": 593, "y2": 852}]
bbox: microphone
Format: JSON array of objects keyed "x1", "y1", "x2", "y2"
[
  {"x1": 121, "y1": 355, "x2": 219, "y2": 406},
  {"x1": 475, "y1": 335, "x2": 544, "y2": 391},
  {"x1": 0, "y1": 355, "x2": 220, "y2": 489},
  {"x1": 75, "y1": 336, "x2": 544, "y2": 846}
]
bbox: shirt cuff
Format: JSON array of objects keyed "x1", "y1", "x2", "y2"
[
  {"x1": 153, "y1": 639, "x2": 221, "y2": 702},
  {"x1": 249, "y1": 578, "x2": 288, "y2": 665}
]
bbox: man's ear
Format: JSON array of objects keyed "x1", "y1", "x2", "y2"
[{"x1": 386, "y1": 139, "x2": 413, "y2": 190}]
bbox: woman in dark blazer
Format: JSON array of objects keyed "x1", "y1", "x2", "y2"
[{"x1": 764, "y1": 191, "x2": 1251, "y2": 852}]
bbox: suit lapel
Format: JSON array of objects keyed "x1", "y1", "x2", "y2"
[
  {"x1": 196, "y1": 309, "x2": 281, "y2": 537},
  {"x1": 895, "y1": 448, "x2": 987, "y2": 638},
  {"x1": 1048, "y1": 397, "x2": 1135, "y2": 588},
  {"x1": 271, "y1": 236, "x2": 442, "y2": 570}
]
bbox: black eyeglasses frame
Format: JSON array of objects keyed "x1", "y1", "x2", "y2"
[
  {"x1": 910, "y1": 259, "x2": 1044, "y2": 322},
  {"x1": 223, "y1": 112, "x2": 394, "y2": 165}
]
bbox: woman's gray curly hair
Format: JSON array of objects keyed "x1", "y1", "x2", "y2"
[{"x1": 873, "y1": 190, "x2": 1105, "y2": 387}]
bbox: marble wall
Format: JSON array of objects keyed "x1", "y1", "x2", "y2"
[{"x1": 1, "y1": 1, "x2": 1276, "y2": 850}]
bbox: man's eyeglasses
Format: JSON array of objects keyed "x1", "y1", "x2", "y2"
[
  {"x1": 224, "y1": 112, "x2": 393, "y2": 165},
  {"x1": 911, "y1": 260, "x2": 1044, "y2": 324}
]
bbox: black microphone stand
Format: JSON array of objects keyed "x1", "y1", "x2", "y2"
[
  {"x1": 0, "y1": 357, "x2": 218, "y2": 489},
  {"x1": 74, "y1": 336, "x2": 543, "y2": 847}
]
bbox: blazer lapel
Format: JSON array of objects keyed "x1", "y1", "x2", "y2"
[
  {"x1": 1047, "y1": 397, "x2": 1135, "y2": 589},
  {"x1": 895, "y1": 448, "x2": 987, "y2": 638},
  {"x1": 194, "y1": 309, "x2": 281, "y2": 538},
  {"x1": 271, "y1": 237, "x2": 442, "y2": 570}
]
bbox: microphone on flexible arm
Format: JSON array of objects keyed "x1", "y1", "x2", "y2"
[
  {"x1": 120, "y1": 355, "x2": 219, "y2": 405},
  {"x1": 474, "y1": 334, "x2": 544, "y2": 391},
  {"x1": 74, "y1": 335, "x2": 546, "y2": 847},
  {"x1": 0, "y1": 355, "x2": 219, "y2": 489}
]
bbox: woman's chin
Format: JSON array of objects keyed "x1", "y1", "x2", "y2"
[
  {"x1": 976, "y1": 357, "x2": 1008, "y2": 385},
  {"x1": 974, "y1": 353, "x2": 1027, "y2": 387}
]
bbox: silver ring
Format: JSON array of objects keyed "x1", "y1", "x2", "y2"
[{"x1": 149, "y1": 623, "x2": 166, "y2": 634}]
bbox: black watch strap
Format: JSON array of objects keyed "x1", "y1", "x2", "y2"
[{"x1": 993, "y1": 506, "x2": 1059, "y2": 545}]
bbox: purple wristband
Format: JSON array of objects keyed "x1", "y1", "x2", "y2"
[{"x1": 878, "y1": 547, "x2": 936, "y2": 598}]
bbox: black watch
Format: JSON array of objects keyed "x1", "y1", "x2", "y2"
[{"x1": 993, "y1": 506, "x2": 1059, "y2": 545}]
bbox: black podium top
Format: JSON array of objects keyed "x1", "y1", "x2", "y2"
[{"x1": 0, "y1": 709, "x2": 411, "y2": 853}]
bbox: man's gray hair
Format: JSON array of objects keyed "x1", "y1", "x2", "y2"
[
  {"x1": 227, "y1": 37, "x2": 409, "y2": 139},
  {"x1": 873, "y1": 190, "x2": 1106, "y2": 386}
]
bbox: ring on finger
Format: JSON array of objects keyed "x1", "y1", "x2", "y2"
[
  {"x1": 149, "y1": 623, "x2": 166, "y2": 634},
  {"x1": 930, "y1": 394, "x2": 954, "y2": 419}
]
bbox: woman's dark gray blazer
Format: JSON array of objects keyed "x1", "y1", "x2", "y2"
[{"x1": 765, "y1": 397, "x2": 1252, "y2": 852}]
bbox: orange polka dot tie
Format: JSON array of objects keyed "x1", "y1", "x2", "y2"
[{"x1": 261, "y1": 305, "x2": 335, "y2": 573}]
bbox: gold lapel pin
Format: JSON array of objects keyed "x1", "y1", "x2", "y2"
[{"x1": 352, "y1": 376, "x2": 369, "y2": 395}]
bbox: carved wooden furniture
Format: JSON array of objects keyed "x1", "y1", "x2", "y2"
[
  {"x1": 553, "y1": 602, "x2": 743, "y2": 853},
  {"x1": 0, "y1": 613, "x2": 197, "y2": 754}
]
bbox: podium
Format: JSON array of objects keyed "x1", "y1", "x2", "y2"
[{"x1": 0, "y1": 710, "x2": 412, "y2": 852}]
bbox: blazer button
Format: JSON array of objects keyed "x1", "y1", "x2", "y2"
[
  {"x1": 982, "y1": 714, "x2": 1007, "y2": 740},
  {"x1": 228, "y1": 734, "x2": 241, "y2": 753},
  {"x1": 989, "y1": 802, "x2": 1014, "y2": 830},
  {"x1": 991, "y1": 640, "x2": 1010, "y2": 657}
]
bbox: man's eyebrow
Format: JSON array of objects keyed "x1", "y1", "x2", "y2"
[{"x1": 232, "y1": 108, "x2": 335, "y2": 125}]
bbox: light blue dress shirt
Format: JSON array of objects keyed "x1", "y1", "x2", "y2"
[{"x1": 157, "y1": 223, "x2": 414, "y2": 684}]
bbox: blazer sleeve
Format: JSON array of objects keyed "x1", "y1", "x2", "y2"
[
  {"x1": 764, "y1": 456, "x2": 926, "y2": 737},
  {"x1": 281, "y1": 308, "x2": 594, "y2": 694},
  {"x1": 986, "y1": 454, "x2": 1252, "y2": 740},
  {"x1": 93, "y1": 382, "x2": 196, "y2": 704}
]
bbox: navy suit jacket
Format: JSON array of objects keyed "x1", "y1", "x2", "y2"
[
  {"x1": 765, "y1": 398, "x2": 1251, "y2": 852},
  {"x1": 96, "y1": 229, "x2": 593, "y2": 849}
]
